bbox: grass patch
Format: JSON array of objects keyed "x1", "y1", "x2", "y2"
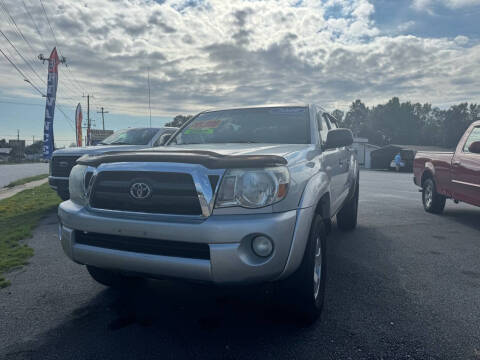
[
  {"x1": 0, "y1": 183, "x2": 60, "y2": 288},
  {"x1": 4, "y1": 174, "x2": 48, "y2": 188}
]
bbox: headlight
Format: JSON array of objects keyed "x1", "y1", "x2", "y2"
[
  {"x1": 69, "y1": 165, "x2": 88, "y2": 205},
  {"x1": 216, "y1": 167, "x2": 289, "y2": 208}
]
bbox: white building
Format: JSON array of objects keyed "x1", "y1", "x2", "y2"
[{"x1": 352, "y1": 138, "x2": 379, "y2": 169}]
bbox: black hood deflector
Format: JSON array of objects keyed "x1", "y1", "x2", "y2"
[{"x1": 77, "y1": 150, "x2": 287, "y2": 169}]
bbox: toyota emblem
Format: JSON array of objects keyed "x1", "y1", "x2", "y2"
[{"x1": 129, "y1": 182, "x2": 152, "y2": 200}]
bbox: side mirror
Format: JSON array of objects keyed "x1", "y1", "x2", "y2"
[
  {"x1": 324, "y1": 128, "x2": 354, "y2": 149},
  {"x1": 468, "y1": 141, "x2": 480, "y2": 154},
  {"x1": 158, "y1": 133, "x2": 172, "y2": 146}
]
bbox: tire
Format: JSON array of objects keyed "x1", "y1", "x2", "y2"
[
  {"x1": 276, "y1": 215, "x2": 327, "y2": 324},
  {"x1": 86, "y1": 265, "x2": 126, "y2": 287},
  {"x1": 422, "y1": 178, "x2": 446, "y2": 214},
  {"x1": 337, "y1": 180, "x2": 359, "y2": 231}
]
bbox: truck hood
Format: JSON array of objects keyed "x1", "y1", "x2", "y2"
[
  {"x1": 162, "y1": 143, "x2": 313, "y2": 162},
  {"x1": 53, "y1": 144, "x2": 147, "y2": 156},
  {"x1": 77, "y1": 143, "x2": 315, "y2": 169}
]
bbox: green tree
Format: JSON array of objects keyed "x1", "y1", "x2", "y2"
[
  {"x1": 165, "y1": 115, "x2": 193, "y2": 127},
  {"x1": 344, "y1": 100, "x2": 369, "y2": 137},
  {"x1": 331, "y1": 109, "x2": 344, "y2": 125}
]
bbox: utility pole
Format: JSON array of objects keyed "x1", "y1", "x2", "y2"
[
  {"x1": 147, "y1": 67, "x2": 152, "y2": 128},
  {"x1": 82, "y1": 94, "x2": 93, "y2": 145},
  {"x1": 32, "y1": 135, "x2": 35, "y2": 144},
  {"x1": 97, "y1": 107, "x2": 109, "y2": 130},
  {"x1": 17, "y1": 129, "x2": 19, "y2": 140}
]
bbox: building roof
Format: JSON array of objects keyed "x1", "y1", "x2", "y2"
[{"x1": 392, "y1": 144, "x2": 452, "y2": 152}]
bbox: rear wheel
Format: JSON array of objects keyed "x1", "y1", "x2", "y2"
[
  {"x1": 337, "y1": 181, "x2": 359, "y2": 231},
  {"x1": 276, "y1": 215, "x2": 327, "y2": 324},
  {"x1": 422, "y1": 178, "x2": 446, "y2": 214},
  {"x1": 86, "y1": 266, "x2": 126, "y2": 287}
]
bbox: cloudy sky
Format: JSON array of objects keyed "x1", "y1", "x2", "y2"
[{"x1": 0, "y1": 0, "x2": 479, "y2": 145}]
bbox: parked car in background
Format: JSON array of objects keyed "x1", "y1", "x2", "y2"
[
  {"x1": 58, "y1": 105, "x2": 359, "y2": 323},
  {"x1": 49, "y1": 127, "x2": 176, "y2": 199},
  {"x1": 414, "y1": 120, "x2": 480, "y2": 213}
]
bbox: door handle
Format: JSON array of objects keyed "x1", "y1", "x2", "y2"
[
  {"x1": 453, "y1": 160, "x2": 461, "y2": 166},
  {"x1": 339, "y1": 159, "x2": 344, "y2": 166}
]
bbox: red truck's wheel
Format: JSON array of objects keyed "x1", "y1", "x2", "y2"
[{"x1": 422, "y1": 178, "x2": 446, "y2": 214}]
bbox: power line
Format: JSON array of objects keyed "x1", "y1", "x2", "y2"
[
  {"x1": 0, "y1": 28, "x2": 46, "y2": 88},
  {"x1": 0, "y1": 0, "x2": 37, "y2": 59},
  {"x1": 0, "y1": 0, "x2": 49, "y2": 87},
  {"x1": 39, "y1": 0, "x2": 58, "y2": 51},
  {"x1": 0, "y1": 99, "x2": 43, "y2": 106},
  {"x1": 0, "y1": 0, "x2": 87, "y2": 106},
  {"x1": 22, "y1": 0, "x2": 49, "y2": 51},
  {"x1": 56, "y1": 103, "x2": 75, "y2": 130},
  {"x1": 38, "y1": 0, "x2": 84, "y2": 95},
  {"x1": 0, "y1": 46, "x2": 44, "y2": 96}
]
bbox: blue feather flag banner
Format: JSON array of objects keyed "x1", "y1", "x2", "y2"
[{"x1": 43, "y1": 47, "x2": 59, "y2": 159}]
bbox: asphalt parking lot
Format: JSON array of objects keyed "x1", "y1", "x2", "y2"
[{"x1": 1, "y1": 170, "x2": 479, "y2": 360}]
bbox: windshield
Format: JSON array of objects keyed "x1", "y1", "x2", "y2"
[
  {"x1": 171, "y1": 107, "x2": 309, "y2": 145},
  {"x1": 99, "y1": 128, "x2": 158, "y2": 145}
]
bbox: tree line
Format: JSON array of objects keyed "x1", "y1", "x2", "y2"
[
  {"x1": 332, "y1": 98, "x2": 479, "y2": 148},
  {"x1": 167, "y1": 98, "x2": 479, "y2": 149}
]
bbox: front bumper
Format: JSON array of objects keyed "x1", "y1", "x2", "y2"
[
  {"x1": 49, "y1": 176, "x2": 68, "y2": 192},
  {"x1": 58, "y1": 201, "x2": 314, "y2": 284}
]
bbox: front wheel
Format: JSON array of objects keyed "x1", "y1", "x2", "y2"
[
  {"x1": 276, "y1": 215, "x2": 327, "y2": 324},
  {"x1": 422, "y1": 178, "x2": 446, "y2": 214}
]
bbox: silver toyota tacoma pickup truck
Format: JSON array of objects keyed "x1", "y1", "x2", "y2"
[{"x1": 58, "y1": 105, "x2": 359, "y2": 322}]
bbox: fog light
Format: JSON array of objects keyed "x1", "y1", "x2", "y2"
[{"x1": 252, "y1": 236, "x2": 273, "y2": 257}]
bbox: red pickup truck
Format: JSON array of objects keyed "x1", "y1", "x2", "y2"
[{"x1": 414, "y1": 120, "x2": 480, "y2": 213}]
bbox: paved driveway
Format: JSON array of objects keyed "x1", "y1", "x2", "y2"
[
  {"x1": 1, "y1": 170, "x2": 479, "y2": 359},
  {"x1": 0, "y1": 163, "x2": 49, "y2": 187}
]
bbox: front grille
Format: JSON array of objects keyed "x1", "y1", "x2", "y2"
[
  {"x1": 51, "y1": 156, "x2": 80, "y2": 177},
  {"x1": 75, "y1": 231, "x2": 210, "y2": 260},
  {"x1": 90, "y1": 171, "x2": 202, "y2": 215}
]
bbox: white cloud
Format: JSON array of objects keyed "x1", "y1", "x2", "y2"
[
  {"x1": 0, "y1": 0, "x2": 478, "y2": 120},
  {"x1": 412, "y1": 0, "x2": 480, "y2": 10},
  {"x1": 454, "y1": 35, "x2": 469, "y2": 45},
  {"x1": 397, "y1": 21, "x2": 415, "y2": 32}
]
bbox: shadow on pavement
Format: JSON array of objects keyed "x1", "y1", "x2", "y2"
[{"x1": 443, "y1": 207, "x2": 480, "y2": 232}]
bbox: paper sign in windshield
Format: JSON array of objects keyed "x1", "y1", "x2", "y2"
[{"x1": 184, "y1": 119, "x2": 221, "y2": 134}]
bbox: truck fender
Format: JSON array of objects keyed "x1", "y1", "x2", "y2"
[
  {"x1": 298, "y1": 170, "x2": 330, "y2": 211},
  {"x1": 278, "y1": 172, "x2": 331, "y2": 279},
  {"x1": 422, "y1": 162, "x2": 435, "y2": 184}
]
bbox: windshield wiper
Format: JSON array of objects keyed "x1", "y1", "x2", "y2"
[{"x1": 109, "y1": 142, "x2": 131, "y2": 145}]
